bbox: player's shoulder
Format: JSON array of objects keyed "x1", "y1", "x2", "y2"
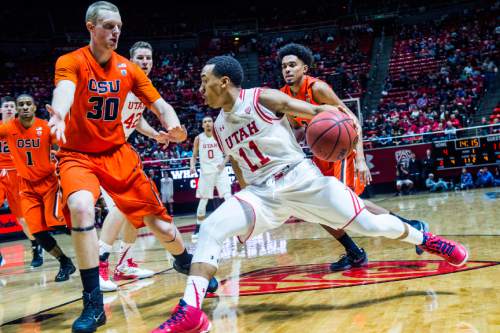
[
  {"x1": 34, "y1": 117, "x2": 49, "y2": 127},
  {"x1": 57, "y1": 46, "x2": 87, "y2": 64}
]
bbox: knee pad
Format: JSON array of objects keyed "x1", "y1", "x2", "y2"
[
  {"x1": 197, "y1": 199, "x2": 208, "y2": 217},
  {"x1": 33, "y1": 231, "x2": 57, "y2": 252}
]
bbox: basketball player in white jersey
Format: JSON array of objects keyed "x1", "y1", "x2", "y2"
[
  {"x1": 189, "y1": 116, "x2": 232, "y2": 242},
  {"x1": 98, "y1": 41, "x2": 170, "y2": 291},
  {"x1": 152, "y1": 56, "x2": 468, "y2": 332}
]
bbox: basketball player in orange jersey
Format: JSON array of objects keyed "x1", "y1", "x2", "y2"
[
  {"x1": 278, "y1": 43, "x2": 429, "y2": 270},
  {"x1": 0, "y1": 94, "x2": 76, "y2": 282},
  {"x1": 98, "y1": 41, "x2": 168, "y2": 292},
  {"x1": 47, "y1": 2, "x2": 215, "y2": 332},
  {"x1": 0, "y1": 96, "x2": 43, "y2": 268}
]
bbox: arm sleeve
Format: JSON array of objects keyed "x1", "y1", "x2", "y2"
[
  {"x1": 131, "y1": 63, "x2": 161, "y2": 109},
  {"x1": 54, "y1": 54, "x2": 79, "y2": 85}
]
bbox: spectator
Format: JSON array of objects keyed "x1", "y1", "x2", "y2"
[
  {"x1": 407, "y1": 152, "x2": 421, "y2": 188},
  {"x1": 421, "y1": 149, "x2": 435, "y2": 179},
  {"x1": 444, "y1": 121, "x2": 457, "y2": 139},
  {"x1": 160, "y1": 171, "x2": 175, "y2": 216},
  {"x1": 494, "y1": 166, "x2": 500, "y2": 187},
  {"x1": 460, "y1": 168, "x2": 474, "y2": 190},
  {"x1": 425, "y1": 173, "x2": 448, "y2": 192},
  {"x1": 377, "y1": 130, "x2": 393, "y2": 146},
  {"x1": 396, "y1": 161, "x2": 414, "y2": 195},
  {"x1": 476, "y1": 167, "x2": 494, "y2": 187}
]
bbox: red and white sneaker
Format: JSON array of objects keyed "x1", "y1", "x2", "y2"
[
  {"x1": 99, "y1": 260, "x2": 118, "y2": 292},
  {"x1": 114, "y1": 258, "x2": 155, "y2": 281},
  {"x1": 419, "y1": 232, "x2": 468, "y2": 266},
  {"x1": 151, "y1": 299, "x2": 211, "y2": 333}
]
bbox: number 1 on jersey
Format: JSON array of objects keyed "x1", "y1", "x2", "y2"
[
  {"x1": 26, "y1": 151, "x2": 34, "y2": 166},
  {"x1": 239, "y1": 140, "x2": 270, "y2": 172}
]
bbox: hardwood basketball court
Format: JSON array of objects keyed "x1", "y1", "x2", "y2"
[{"x1": 0, "y1": 188, "x2": 499, "y2": 332}]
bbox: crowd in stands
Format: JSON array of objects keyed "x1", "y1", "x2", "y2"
[
  {"x1": 0, "y1": 7, "x2": 498, "y2": 167},
  {"x1": 364, "y1": 7, "x2": 498, "y2": 147}
]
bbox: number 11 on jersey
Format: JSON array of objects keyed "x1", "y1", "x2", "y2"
[{"x1": 238, "y1": 140, "x2": 270, "y2": 172}]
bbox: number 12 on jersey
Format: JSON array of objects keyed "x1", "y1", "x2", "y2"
[{"x1": 238, "y1": 140, "x2": 270, "y2": 172}]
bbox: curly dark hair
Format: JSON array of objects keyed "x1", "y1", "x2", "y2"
[
  {"x1": 206, "y1": 55, "x2": 244, "y2": 87},
  {"x1": 277, "y1": 43, "x2": 314, "y2": 67}
]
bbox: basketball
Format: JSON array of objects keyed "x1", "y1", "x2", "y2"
[{"x1": 306, "y1": 110, "x2": 358, "y2": 162}]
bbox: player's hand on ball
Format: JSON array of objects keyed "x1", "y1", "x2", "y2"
[
  {"x1": 167, "y1": 125, "x2": 187, "y2": 143},
  {"x1": 46, "y1": 104, "x2": 67, "y2": 144},
  {"x1": 355, "y1": 157, "x2": 372, "y2": 185}
]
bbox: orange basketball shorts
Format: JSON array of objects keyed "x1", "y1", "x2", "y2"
[
  {"x1": 18, "y1": 173, "x2": 65, "y2": 234},
  {"x1": 313, "y1": 152, "x2": 365, "y2": 195},
  {"x1": 57, "y1": 143, "x2": 171, "y2": 228},
  {"x1": 0, "y1": 169, "x2": 22, "y2": 218}
]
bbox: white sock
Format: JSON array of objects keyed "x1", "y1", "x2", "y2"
[
  {"x1": 99, "y1": 240, "x2": 113, "y2": 257},
  {"x1": 402, "y1": 224, "x2": 424, "y2": 245},
  {"x1": 183, "y1": 275, "x2": 209, "y2": 309},
  {"x1": 117, "y1": 242, "x2": 133, "y2": 267}
]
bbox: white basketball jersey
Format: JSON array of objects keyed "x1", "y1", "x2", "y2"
[
  {"x1": 198, "y1": 132, "x2": 224, "y2": 174},
  {"x1": 121, "y1": 92, "x2": 146, "y2": 139},
  {"x1": 213, "y1": 88, "x2": 304, "y2": 185}
]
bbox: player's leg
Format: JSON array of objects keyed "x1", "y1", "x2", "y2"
[
  {"x1": 98, "y1": 206, "x2": 124, "y2": 291},
  {"x1": 320, "y1": 157, "x2": 367, "y2": 271},
  {"x1": 67, "y1": 189, "x2": 106, "y2": 332},
  {"x1": 193, "y1": 198, "x2": 208, "y2": 242},
  {"x1": 153, "y1": 196, "x2": 253, "y2": 332},
  {"x1": 113, "y1": 221, "x2": 154, "y2": 281},
  {"x1": 289, "y1": 160, "x2": 467, "y2": 266},
  {"x1": 193, "y1": 172, "x2": 215, "y2": 242},
  {"x1": 4, "y1": 171, "x2": 42, "y2": 267}
]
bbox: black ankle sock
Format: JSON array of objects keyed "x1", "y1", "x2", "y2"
[
  {"x1": 57, "y1": 254, "x2": 70, "y2": 264},
  {"x1": 195, "y1": 224, "x2": 201, "y2": 233},
  {"x1": 99, "y1": 252, "x2": 110, "y2": 262},
  {"x1": 390, "y1": 212, "x2": 412, "y2": 224},
  {"x1": 31, "y1": 240, "x2": 37, "y2": 248},
  {"x1": 338, "y1": 234, "x2": 363, "y2": 256},
  {"x1": 80, "y1": 267, "x2": 99, "y2": 293},
  {"x1": 173, "y1": 249, "x2": 191, "y2": 266}
]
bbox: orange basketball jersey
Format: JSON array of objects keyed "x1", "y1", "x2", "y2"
[
  {"x1": 54, "y1": 46, "x2": 161, "y2": 153},
  {"x1": 0, "y1": 118, "x2": 55, "y2": 181},
  {"x1": 281, "y1": 75, "x2": 365, "y2": 195},
  {"x1": 0, "y1": 122, "x2": 15, "y2": 170}
]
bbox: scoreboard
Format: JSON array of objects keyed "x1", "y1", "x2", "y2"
[{"x1": 433, "y1": 135, "x2": 500, "y2": 170}]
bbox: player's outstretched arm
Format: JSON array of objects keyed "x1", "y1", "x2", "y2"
[
  {"x1": 258, "y1": 88, "x2": 337, "y2": 120},
  {"x1": 136, "y1": 116, "x2": 170, "y2": 144},
  {"x1": 312, "y1": 81, "x2": 372, "y2": 184},
  {"x1": 150, "y1": 99, "x2": 187, "y2": 143},
  {"x1": 47, "y1": 80, "x2": 76, "y2": 144},
  {"x1": 189, "y1": 136, "x2": 199, "y2": 175}
]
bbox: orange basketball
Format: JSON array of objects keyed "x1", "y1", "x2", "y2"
[{"x1": 306, "y1": 110, "x2": 358, "y2": 162}]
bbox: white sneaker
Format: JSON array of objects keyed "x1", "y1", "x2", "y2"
[
  {"x1": 99, "y1": 260, "x2": 118, "y2": 292},
  {"x1": 113, "y1": 258, "x2": 154, "y2": 281}
]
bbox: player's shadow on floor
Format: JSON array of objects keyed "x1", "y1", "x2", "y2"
[{"x1": 228, "y1": 290, "x2": 455, "y2": 321}]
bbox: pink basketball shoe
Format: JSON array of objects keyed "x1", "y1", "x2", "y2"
[
  {"x1": 151, "y1": 299, "x2": 211, "y2": 333},
  {"x1": 419, "y1": 232, "x2": 468, "y2": 266}
]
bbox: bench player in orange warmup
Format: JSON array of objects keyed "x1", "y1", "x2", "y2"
[
  {"x1": 47, "y1": 2, "x2": 215, "y2": 332},
  {"x1": 278, "y1": 43, "x2": 430, "y2": 270},
  {"x1": 0, "y1": 94, "x2": 75, "y2": 281},
  {"x1": 0, "y1": 96, "x2": 43, "y2": 267}
]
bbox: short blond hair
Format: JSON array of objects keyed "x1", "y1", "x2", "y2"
[
  {"x1": 85, "y1": 1, "x2": 119, "y2": 24},
  {"x1": 130, "y1": 41, "x2": 153, "y2": 58}
]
